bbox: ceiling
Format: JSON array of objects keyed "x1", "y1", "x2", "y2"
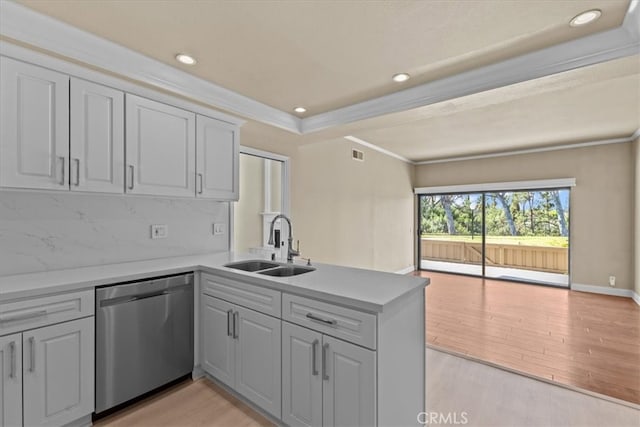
[{"x1": 11, "y1": 0, "x2": 640, "y2": 162}]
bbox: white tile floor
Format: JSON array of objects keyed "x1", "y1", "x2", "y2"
[{"x1": 426, "y1": 348, "x2": 639, "y2": 427}]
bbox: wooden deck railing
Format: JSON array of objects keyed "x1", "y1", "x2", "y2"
[{"x1": 420, "y1": 238, "x2": 568, "y2": 274}]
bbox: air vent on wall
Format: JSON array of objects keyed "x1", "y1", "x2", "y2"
[{"x1": 352, "y1": 148, "x2": 364, "y2": 161}]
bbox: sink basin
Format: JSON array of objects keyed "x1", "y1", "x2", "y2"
[
  {"x1": 258, "y1": 265, "x2": 316, "y2": 277},
  {"x1": 224, "y1": 260, "x2": 280, "y2": 272}
]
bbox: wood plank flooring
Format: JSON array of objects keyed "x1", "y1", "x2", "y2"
[
  {"x1": 94, "y1": 379, "x2": 274, "y2": 427},
  {"x1": 419, "y1": 271, "x2": 640, "y2": 404}
]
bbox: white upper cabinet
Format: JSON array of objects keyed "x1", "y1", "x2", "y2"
[
  {"x1": 196, "y1": 115, "x2": 239, "y2": 200},
  {"x1": 70, "y1": 78, "x2": 124, "y2": 193},
  {"x1": 125, "y1": 94, "x2": 196, "y2": 197},
  {"x1": 1, "y1": 56, "x2": 241, "y2": 198},
  {"x1": 0, "y1": 57, "x2": 69, "y2": 190}
]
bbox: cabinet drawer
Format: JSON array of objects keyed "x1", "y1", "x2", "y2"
[
  {"x1": 282, "y1": 294, "x2": 376, "y2": 349},
  {"x1": 0, "y1": 289, "x2": 94, "y2": 335},
  {"x1": 201, "y1": 273, "x2": 281, "y2": 317}
]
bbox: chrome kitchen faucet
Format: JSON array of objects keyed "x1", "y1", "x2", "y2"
[{"x1": 268, "y1": 214, "x2": 299, "y2": 263}]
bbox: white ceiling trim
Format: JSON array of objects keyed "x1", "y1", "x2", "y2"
[
  {"x1": 0, "y1": 0, "x2": 638, "y2": 140},
  {"x1": 414, "y1": 130, "x2": 640, "y2": 165},
  {"x1": 0, "y1": 41, "x2": 246, "y2": 127},
  {"x1": 303, "y1": 0, "x2": 640, "y2": 133},
  {"x1": 344, "y1": 136, "x2": 414, "y2": 164},
  {"x1": 0, "y1": 0, "x2": 302, "y2": 134},
  {"x1": 414, "y1": 178, "x2": 577, "y2": 195}
]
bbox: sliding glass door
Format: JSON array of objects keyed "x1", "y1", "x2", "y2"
[
  {"x1": 418, "y1": 188, "x2": 570, "y2": 287},
  {"x1": 419, "y1": 193, "x2": 484, "y2": 276}
]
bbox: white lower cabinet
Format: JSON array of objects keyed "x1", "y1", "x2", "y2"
[
  {"x1": 22, "y1": 317, "x2": 94, "y2": 427},
  {"x1": 200, "y1": 275, "x2": 424, "y2": 427},
  {"x1": 282, "y1": 322, "x2": 376, "y2": 427},
  {"x1": 0, "y1": 316, "x2": 94, "y2": 427},
  {"x1": 0, "y1": 334, "x2": 22, "y2": 427},
  {"x1": 202, "y1": 294, "x2": 281, "y2": 418}
]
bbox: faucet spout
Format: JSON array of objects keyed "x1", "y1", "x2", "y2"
[{"x1": 268, "y1": 214, "x2": 298, "y2": 262}]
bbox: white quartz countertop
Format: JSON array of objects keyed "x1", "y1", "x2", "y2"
[{"x1": 0, "y1": 252, "x2": 428, "y2": 312}]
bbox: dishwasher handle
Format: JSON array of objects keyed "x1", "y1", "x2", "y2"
[{"x1": 99, "y1": 284, "x2": 190, "y2": 308}]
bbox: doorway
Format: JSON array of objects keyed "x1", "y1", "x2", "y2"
[
  {"x1": 232, "y1": 147, "x2": 290, "y2": 258},
  {"x1": 418, "y1": 188, "x2": 570, "y2": 287}
]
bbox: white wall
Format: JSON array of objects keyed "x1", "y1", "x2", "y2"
[
  {"x1": 634, "y1": 137, "x2": 640, "y2": 296},
  {"x1": 292, "y1": 139, "x2": 415, "y2": 273},
  {"x1": 415, "y1": 142, "x2": 635, "y2": 290},
  {"x1": 0, "y1": 192, "x2": 229, "y2": 276}
]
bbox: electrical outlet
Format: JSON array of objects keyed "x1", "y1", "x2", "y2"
[
  {"x1": 151, "y1": 224, "x2": 168, "y2": 239},
  {"x1": 213, "y1": 223, "x2": 225, "y2": 235},
  {"x1": 608, "y1": 275, "x2": 616, "y2": 287}
]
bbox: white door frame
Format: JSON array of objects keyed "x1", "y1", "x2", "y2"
[{"x1": 229, "y1": 146, "x2": 290, "y2": 252}]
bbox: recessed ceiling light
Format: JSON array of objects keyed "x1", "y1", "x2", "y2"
[
  {"x1": 570, "y1": 9, "x2": 601, "y2": 27},
  {"x1": 294, "y1": 107, "x2": 307, "y2": 113},
  {"x1": 392, "y1": 73, "x2": 411, "y2": 82},
  {"x1": 175, "y1": 53, "x2": 197, "y2": 65}
]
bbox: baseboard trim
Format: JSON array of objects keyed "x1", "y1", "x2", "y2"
[
  {"x1": 395, "y1": 265, "x2": 416, "y2": 275},
  {"x1": 632, "y1": 291, "x2": 640, "y2": 307},
  {"x1": 571, "y1": 283, "x2": 635, "y2": 298}
]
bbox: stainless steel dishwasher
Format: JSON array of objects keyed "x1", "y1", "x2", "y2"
[{"x1": 95, "y1": 273, "x2": 194, "y2": 414}]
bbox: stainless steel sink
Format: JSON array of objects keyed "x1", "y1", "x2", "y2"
[
  {"x1": 258, "y1": 265, "x2": 316, "y2": 277},
  {"x1": 224, "y1": 260, "x2": 280, "y2": 272}
]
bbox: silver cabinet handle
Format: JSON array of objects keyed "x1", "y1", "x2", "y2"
[
  {"x1": 9, "y1": 341, "x2": 16, "y2": 379},
  {"x1": 233, "y1": 311, "x2": 239, "y2": 339},
  {"x1": 0, "y1": 309, "x2": 47, "y2": 324},
  {"x1": 322, "y1": 343, "x2": 329, "y2": 380},
  {"x1": 227, "y1": 309, "x2": 233, "y2": 337},
  {"x1": 74, "y1": 158, "x2": 80, "y2": 186},
  {"x1": 128, "y1": 165, "x2": 135, "y2": 190},
  {"x1": 58, "y1": 156, "x2": 66, "y2": 185},
  {"x1": 311, "y1": 339, "x2": 319, "y2": 376},
  {"x1": 29, "y1": 337, "x2": 35, "y2": 372},
  {"x1": 197, "y1": 173, "x2": 204, "y2": 194},
  {"x1": 306, "y1": 313, "x2": 337, "y2": 326}
]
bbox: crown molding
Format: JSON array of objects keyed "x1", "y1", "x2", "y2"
[
  {"x1": 344, "y1": 136, "x2": 414, "y2": 164},
  {"x1": 0, "y1": 0, "x2": 302, "y2": 134},
  {"x1": 0, "y1": 0, "x2": 638, "y2": 141},
  {"x1": 302, "y1": 1, "x2": 640, "y2": 133},
  {"x1": 414, "y1": 131, "x2": 640, "y2": 165}
]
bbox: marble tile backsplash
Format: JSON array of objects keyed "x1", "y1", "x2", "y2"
[{"x1": 0, "y1": 191, "x2": 229, "y2": 276}]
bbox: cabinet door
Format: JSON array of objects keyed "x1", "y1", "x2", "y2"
[
  {"x1": 322, "y1": 336, "x2": 376, "y2": 427},
  {"x1": 125, "y1": 94, "x2": 195, "y2": 196},
  {"x1": 0, "y1": 57, "x2": 69, "y2": 190},
  {"x1": 70, "y1": 78, "x2": 124, "y2": 193},
  {"x1": 235, "y1": 306, "x2": 281, "y2": 418},
  {"x1": 282, "y1": 322, "x2": 323, "y2": 427},
  {"x1": 196, "y1": 115, "x2": 239, "y2": 200},
  {"x1": 201, "y1": 295, "x2": 235, "y2": 388},
  {"x1": 0, "y1": 334, "x2": 22, "y2": 427},
  {"x1": 23, "y1": 317, "x2": 94, "y2": 427}
]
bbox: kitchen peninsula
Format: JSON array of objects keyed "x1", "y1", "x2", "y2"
[{"x1": 0, "y1": 252, "x2": 428, "y2": 427}]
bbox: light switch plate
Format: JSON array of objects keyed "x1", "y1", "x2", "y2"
[
  {"x1": 151, "y1": 224, "x2": 168, "y2": 239},
  {"x1": 213, "y1": 223, "x2": 225, "y2": 235}
]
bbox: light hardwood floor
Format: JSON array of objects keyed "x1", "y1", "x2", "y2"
[
  {"x1": 93, "y1": 379, "x2": 274, "y2": 427},
  {"x1": 419, "y1": 270, "x2": 640, "y2": 405}
]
